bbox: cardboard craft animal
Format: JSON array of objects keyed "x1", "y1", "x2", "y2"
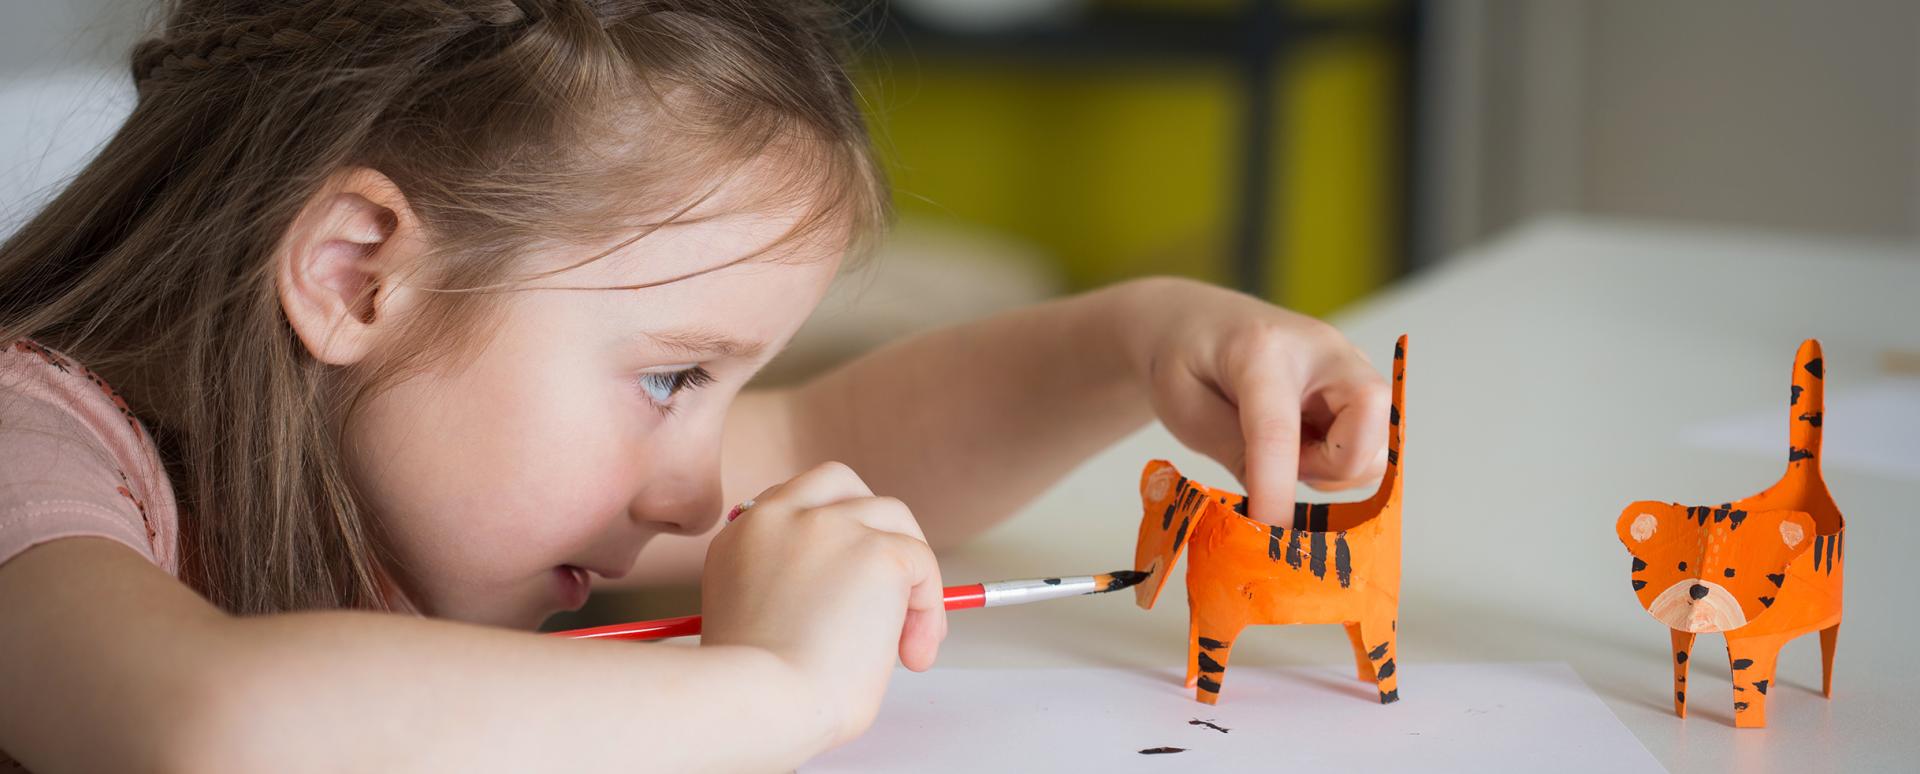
[
  {"x1": 1132, "y1": 335, "x2": 1406, "y2": 706},
  {"x1": 1615, "y1": 339, "x2": 1845, "y2": 729}
]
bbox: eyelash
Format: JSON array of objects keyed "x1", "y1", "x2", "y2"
[{"x1": 637, "y1": 366, "x2": 715, "y2": 413}]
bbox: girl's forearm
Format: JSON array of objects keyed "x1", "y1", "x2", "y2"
[
  {"x1": 788, "y1": 281, "x2": 1155, "y2": 547},
  {"x1": 206, "y1": 613, "x2": 829, "y2": 773}
]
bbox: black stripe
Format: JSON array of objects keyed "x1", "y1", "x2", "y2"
[
  {"x1": 1379, "y1": 688, "x2": 1400, "y2": 704},
  {"x1": 1790, "y1": 447, "x2": 1814, "y2": 462},
  {"x1": 1791, "y1": 384, "x2": 1803, "y2": 405},
  {"x1": 1314, "y1": 503, "x2": 1331, "y2": 532},
  {"x1": 1197, "y1": 651, "x2": 1224, "y2": 673},
  {"x1": 1267, "y1": 525, "x2": 1284, "y2": 561},
  {"x1": 1825, "y1": 531, "x2": 1836, "y2": 573},
  {"x1": 1334, "y1": 533, "x2": 1353, "y2": 588},
  {"x1": 1390, "y1": 404, "x2": 1401, "y2": 426},
  {"x1": 1161, "y1": 502, "x2": 1176, "y2": 530},
  {"x1": 1799, "y1": 411, "x2": 1823, "y2": 427},
  {"x1": 1197, "y1": 676, "x2": 1221, "y2": 693},
  {"x1": 1632, "y1": 557, "x2": 1647, "y2": 572},
  {"x1": 1368, "y1": 642, "x2": 1389, "y2": 660},
  {"x1": 1814, "y1": 535, "x2": 1824, "y2": 572},
  {"x1": 1198, "y1": 637, "x2": 1229, "y2": 650},
  {"x1": 1728, "y1": 510, "x2": 1748, "y2": 529},
  {"x1": 1732, "y1": 658, "x2": 1753, "y2": 670},
  {"x1": 1376, "y1": 658, "x2": 1395, "y2": 680},
  {"x1": 1632, "y1": 580, "x2": 1646, "y2": 590},
  {"x1": 1309, "y1": 532, "x2": 1328, "y2": 579},
  {"x1": 1286, "y1": 530, "x2": 1303, "y2": 569},
  {"x1": 1766, "y1": 573, "x2": 1784, "y2": 587},
  {"x1": 1804, "y1": 357, "x2": 1823, "y2": 379},
  {"x1": 1171, "y1": 514, "x2": 1191, "y2": 554},
  {"x1": 1292, "y1": 502, "x2": 1308, "y2": 530},
  {"x1": 1386, "y1": 448, "x2": 1398, "y2": 465}
]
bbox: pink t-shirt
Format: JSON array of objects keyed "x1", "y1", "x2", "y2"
[{"x1": 0, "y1": 339, "x2": 178, "y2": 576}]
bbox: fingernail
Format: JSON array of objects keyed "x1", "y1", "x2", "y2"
[{"x1": 725, "y1": 498, "x2": 756, "y2": 523}]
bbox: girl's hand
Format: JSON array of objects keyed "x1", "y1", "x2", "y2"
[
  {"x1": 700, "y1": 462, "x2": 946, "y2": 745},
  {"x1": 1109, "y1": 277, "x2": 1390, "y2": 524}
]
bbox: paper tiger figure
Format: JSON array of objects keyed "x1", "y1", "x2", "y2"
[
  {"x1": 1131, "y1": 334, "x2": 1406, "y2": 706},
  {"x1": 1615, "y1": 339, "x2": 1845, "y2": 728}
]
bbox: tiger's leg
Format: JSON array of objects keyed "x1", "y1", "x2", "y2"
[
  {"x1": 1820, "y1": 623, "x2": 1839, "y2": 698},
  {"x1": 1343, "y1": 622, "x2": 1374, "y2": 682},
  {"x1": 1670, "y1": 629, "x2": 1695, "y2": 718},
  {"x1": 1358, "y1": 610, "x2": 1400, "y2": 704},
  {"x1": 1191, "y1": 614, "x2": 1246, "y2": 705},
  {"x1": 1726, "y1": 634, "x2": 1787, "y2": 729}
]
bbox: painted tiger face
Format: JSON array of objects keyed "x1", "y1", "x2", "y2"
[{"x1": 1616, "y1": 501, "x2": 1816, "y2": 633}]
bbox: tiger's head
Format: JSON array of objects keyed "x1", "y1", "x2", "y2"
[{"x1": 1616, "y1": 501, "x2": 1816, "y2": 633}]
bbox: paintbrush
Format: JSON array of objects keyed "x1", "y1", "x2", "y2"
[{"x1": 552, "y1": 569, "x2": 1149, "y2": 642}]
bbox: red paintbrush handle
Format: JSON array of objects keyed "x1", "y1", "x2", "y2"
[{"x1": 557, "y1": 584, "x2": 990, "y2": 642}]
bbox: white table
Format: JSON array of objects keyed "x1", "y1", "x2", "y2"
[{"x1": 927, "y1": 217, "x2": 1919, "y2": 773}]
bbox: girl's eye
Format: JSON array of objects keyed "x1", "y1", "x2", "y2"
[{"x1": 638, "y1": 366, "x2": 715, "y2": 411}]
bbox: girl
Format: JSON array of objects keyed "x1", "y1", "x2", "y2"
[{"x1": 0, "y1": 1, "x2": 1389, "y2": 770}]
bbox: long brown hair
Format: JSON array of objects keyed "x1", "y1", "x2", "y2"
[{"x1": 0, "y1": 0, "x2": 887, "y2": 615}]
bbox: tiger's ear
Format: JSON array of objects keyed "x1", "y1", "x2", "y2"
[{"x1": 1616, "y1": 501, "x2": 1672, "y2": 548}]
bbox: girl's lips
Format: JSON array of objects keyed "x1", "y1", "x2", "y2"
[{"x1": 554, "y1": 565, "x2": 592, "y2": 612}]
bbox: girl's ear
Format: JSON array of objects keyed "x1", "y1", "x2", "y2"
[{"x1": 276, "y1": 167, "x2": 428, "y2": 366}]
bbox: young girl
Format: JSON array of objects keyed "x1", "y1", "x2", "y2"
[{"x1": 0, "y1": 1, "x2": 1389, "y2": 770}]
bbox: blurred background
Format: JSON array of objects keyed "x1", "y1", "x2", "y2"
[
  {"x1": 3, "y1": 0, "x2": 1913, "y2": 382},
  {"x1": 2, "y1": 2, "x2": 1914, "y2": 627}
]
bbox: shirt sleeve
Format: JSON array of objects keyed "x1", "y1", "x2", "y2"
[{"x1": 0, "y1": 358, "x2": 163, "y2": 570}]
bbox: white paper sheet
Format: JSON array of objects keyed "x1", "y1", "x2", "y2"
[
  {"x1": 804, "y1": 662, "x2": 1664, "y2": 773},
  {"x1": 1680, "y1": 377, "x2": 1920, "y2": 482}
]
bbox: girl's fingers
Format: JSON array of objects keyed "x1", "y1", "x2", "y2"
[
  {"x1": 1299, "y1": 373, "x2": 1390, "y2": 486},
  {"x1": 872, "y1": 532, "x2": 945, "y2": 672},
  {"x1": 828, "y1": 495, "x2": 929, "y2": 543},
  {"x1": 748, "y1": 461, "x2": 874, "y2": 517},
  {"x1": 1232, "y1": 355, "x2": 1303, "y2": 526}
]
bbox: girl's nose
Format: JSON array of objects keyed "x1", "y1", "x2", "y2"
[{"x1": 628, "y1": 474, "x2": 723, "y2": 536}]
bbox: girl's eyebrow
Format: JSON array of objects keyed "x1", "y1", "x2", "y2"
[{"x1": 642, "y1": 328, "x2": 766, "y2": 359}]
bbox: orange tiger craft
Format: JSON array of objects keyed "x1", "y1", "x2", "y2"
[
  {"x1": 1616, "y1": 339, "x2": 1844, "y2": 728},
  {"x1": 1132, "y1": 335, "x2": 1406, "y2": 706}
]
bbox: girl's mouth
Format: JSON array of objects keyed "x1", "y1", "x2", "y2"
[{"x1": 553, "y1": 564, "x2": 592, "y2": 612}]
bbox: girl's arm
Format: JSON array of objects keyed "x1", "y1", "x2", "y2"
[
  {"x1": 776, "y1": 276, "x2": 1391, "y2": 544},
  {"x1": 0, "y1": 468, "x2": 938, "y2": 774}
]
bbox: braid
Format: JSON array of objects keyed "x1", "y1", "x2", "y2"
[{"x1": 131, "y1": 1, "x2": 539, "y2": 90}]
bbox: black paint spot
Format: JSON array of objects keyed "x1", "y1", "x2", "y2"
[
  {"x1": 1790, "y1": 447, "x2": 1814, "y2": 463},
  {"x1": 1632, "y1": 580, "x2": 1647, "y2": 591},
  {"x1": 1799, "y1": 412, "x2": 1823, "y2": 427},
  {"x1": 1139, "y1": 747, "x2": 1187, "y2": 755},
  {"x1": 1678, "y1": 561, "x2": 1689, "y2": 572},
  {"x1": 1754, "y1": 680, "x2": 1769, "y2": 694},
  {"x1": 1676, "y1": 690, "x2": 1686, "y2": 704},
  {"x1": 1334, "y1": 533, "x2": 1353, "y2": 588},
  {"x1": 1198, "y1": 637, "x2": 1229, "y2": 650},
  {"x1": 1387, "y1": 448, "x2": 1399, "y2": 465},
  {"x1": 1791, "y1": 384, "x2": 1804, "y2": 405},
  {"x1": 1395, "y1": 340, "x2": 1404, "y2": 359},
  {"x1": 1676, "y1": 651, "x2": 1688, "y2": 664},
  {"x1": 1724, "y1": 568, "x2": 1736, "y2": 578},
  {"x1": 1728, "y1": 510, "x2": 1748, "y2": 529},
  {"x1": 1197, "y1": 652, "x2": 1224, "y2": 674},
  {"x1": 1804, "y1": 358, "x2": 1823, "y2": 379},
  {"x1": 1379, "y1": 689, "x2": 1400, "y2": 704},
  {"x1": 1735, "y1": 702, "x2": 1749, "y2": 712},
  {"x1": 1689, "y1": 584, "x2": 1709, "y2": 600},
  {"x1": 1677, "y1": 676, "x2": 1685, "y2": 683},
  {"x1": 1632, "y1": 557, "x2": 1647, "y2": 572},
  {"x1": 1197, "y1": 676, "x2": 1222, "y2": 693},
  {"x1": 1043, "y1": 577, "x2": 1061, "y2": 585},
  {"x1": 1390, "y1": 404, "x2": 1400, "y2": 426},
  {"x1": 1309, "y1": 532, "x2": 1328, "y2": 579},
  {"x1": 1268, "y1": 524, "x2": 1285, "y2": 561},
  {"x1": 1188, "y1": 719, "x2": 1230, "y2": 734},
  {"x1": 1732, "y1": 658, "x2": 1753, "y2": 670},
  {"x1": 1766, "y1": 573, "x2": 1784, "y2": 587},
  {"x1": 1369, "y1": 642, "x2": 1390, "y2": 660},
  {"x1": 1171, "y1": 514, "x2": 1191, "y2": 554},
  {"x1": 1759, "y1": 596, "x2": 1775, "y2": 607},
  {"x1": 1376, "y1": 658, "x2": 1396, "y2": 680},
  {"x1": 1713, "y1": 508, "x2": 1728, "y2": 523}
]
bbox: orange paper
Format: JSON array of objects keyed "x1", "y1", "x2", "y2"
[
  {"x1": 1132, "y1": 335, "x2": 1407, "y2": 705},
  {"x1": 1615, "y1": 339, "x2": 1845, "y2": 728}
]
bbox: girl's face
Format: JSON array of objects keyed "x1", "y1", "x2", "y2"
[{"x1": 347, "y1": 196, "x2": 843, "y2": 628}]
